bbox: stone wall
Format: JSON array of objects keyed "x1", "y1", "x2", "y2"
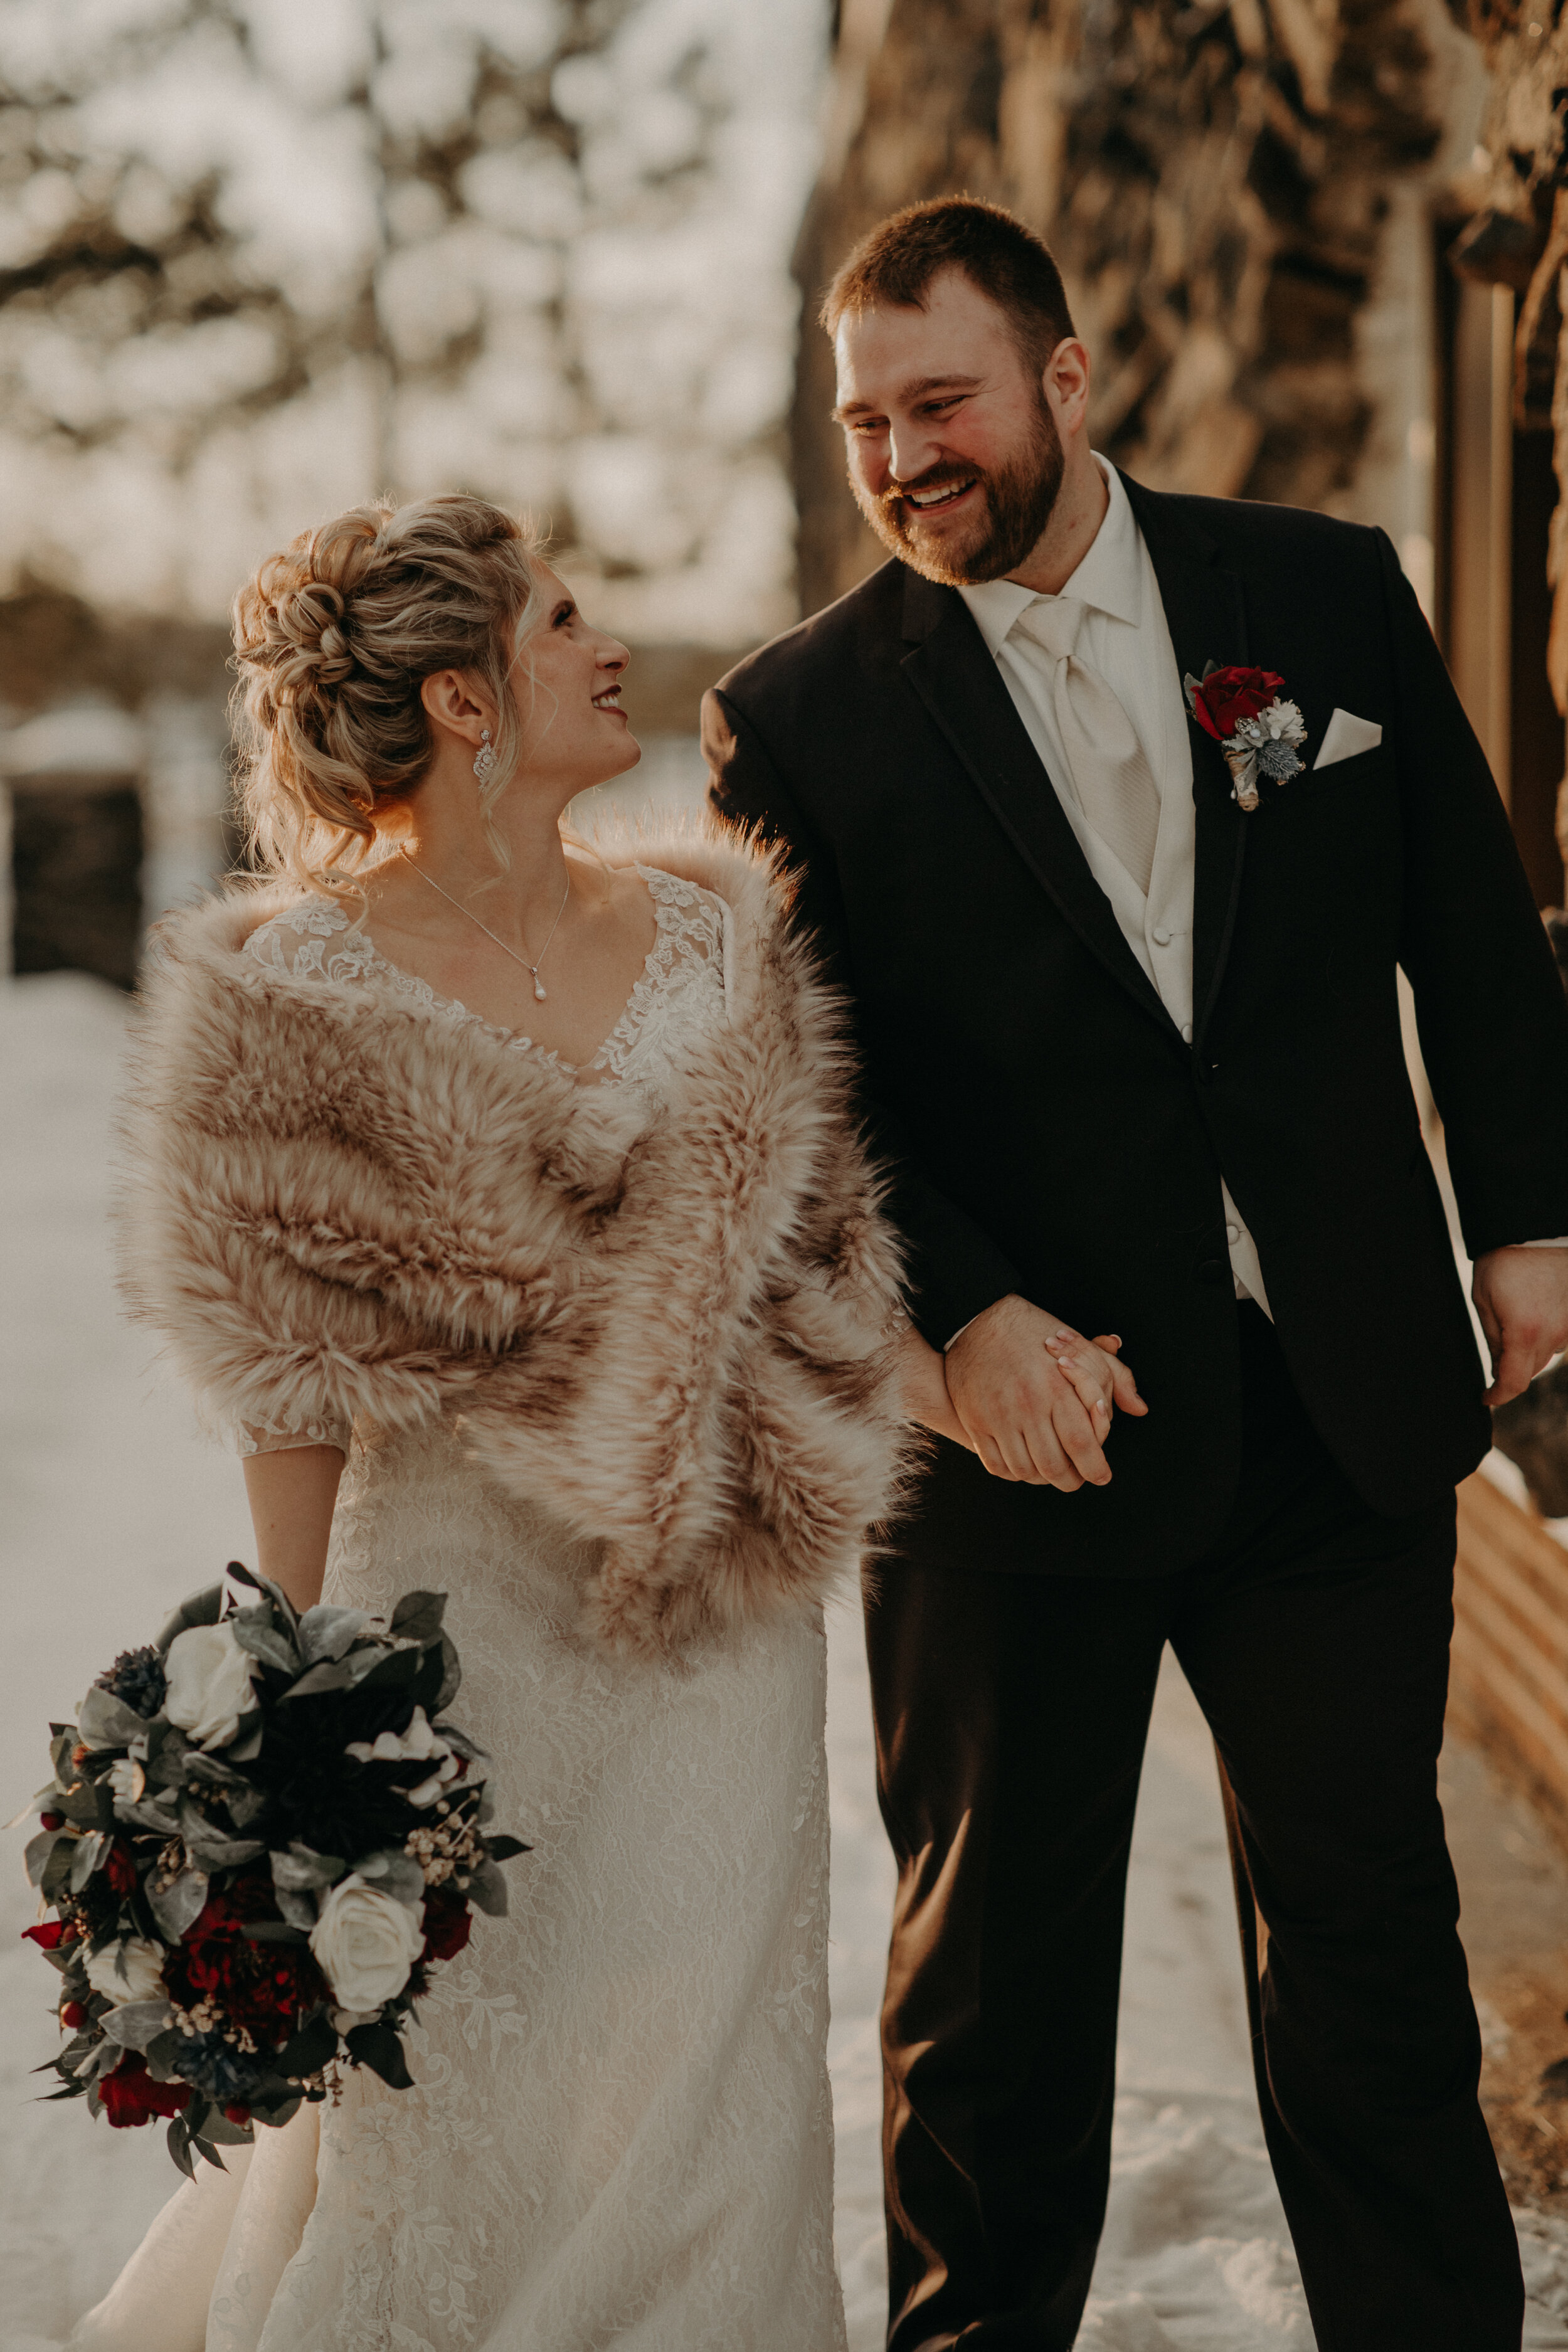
[{"x1": 793, "y1": 0, "x2": 1454, "y2": 615}]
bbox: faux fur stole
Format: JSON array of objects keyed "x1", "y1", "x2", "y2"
[{"x1": 117, "y1": 824, "x2": 912, "y2": 1655}]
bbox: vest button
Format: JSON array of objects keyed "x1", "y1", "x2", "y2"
[{"x1": 1196, "y1": 1257, "x2": 1229, "y2": 1285}]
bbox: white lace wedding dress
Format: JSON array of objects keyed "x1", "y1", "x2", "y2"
[{"x1": 72, "y1": 871, "x2": 847, "y2": 2352}]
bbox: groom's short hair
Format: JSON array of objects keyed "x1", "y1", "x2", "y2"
[{"x1": 820, "y1": 198, "x2": 1076, "y2": 378}]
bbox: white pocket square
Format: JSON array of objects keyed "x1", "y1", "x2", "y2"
[{"x1": 1312, "y1": 707, "x2": 1382, "y2": 770}]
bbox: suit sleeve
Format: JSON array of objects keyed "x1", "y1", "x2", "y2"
[
  {"x1": 702, "y1": 684, "x2": 1026, "y2": 1345},
  {"x1": 1378, "y1": 527, "x2": 1568, "y2": 1256}
]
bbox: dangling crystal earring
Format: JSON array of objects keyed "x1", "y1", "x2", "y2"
[{"x1": 472, "y1": 727, "x2": 497, "y2": 785}]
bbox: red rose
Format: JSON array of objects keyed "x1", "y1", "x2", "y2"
[
  {"x1": 40, "y1": 1813, "x2": 62, "y2": 1831},
  {"x1": 420, "y1": 1890, "x2": 472, "y2": 1966},
  {"x1": 100, "y1": 2053, "x2": 191, "y2": 2130},
  {"x1": 61, "y1": 2001, "x2": 87, "y2": 2029},
  {"x1": 167, "y1": 1873, "x2": 326, "y2": 2039},
  {"x1": 1190, "y1": 665, "x2": 1286, "y2": 743},
  {"x1": 103, "y1": 1842, "x2": 137, "y2": 1897},
  {"x1": 224, "y1": 2103, "x2": 252, "y2": 2126},
  {"x1": 23, "y1": 1920, "x2": 67, "y2": 1950}
]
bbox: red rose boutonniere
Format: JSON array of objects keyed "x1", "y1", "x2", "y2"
[{"x1": 1184, "y1": 662, "x2": 1308, "y2": 811}]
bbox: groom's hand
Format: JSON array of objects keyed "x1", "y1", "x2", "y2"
[
  {"x1": 944, "y1": 1294, "x2": 1147, "y2": 1488},
  {"x1": 1473, "y1": 1245, "x2": 1568, "y2": 1407}
]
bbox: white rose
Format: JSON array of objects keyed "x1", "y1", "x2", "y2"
[
  {"x1": 309, "y1": 1875, "x2": 425, "y2": 2013},
  {"x1": 85, "y1": 1936, "x2": 166, "y2": 2007},
  {"x1": 163, "y1": 1623, "x2": 258, "y2": 1750}
]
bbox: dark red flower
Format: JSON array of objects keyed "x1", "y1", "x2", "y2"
[
  {"x1": 420, "y1": 1889, "x2": 472, "y2": 1966},
  {"x1": 61, "y1": 2001, "x2": 87, "y2": 2029},
  {"x1": 23, "y1": 1920, "x2": 67, "y2": 1950},
  {"x1": 224, "y1": 2103, "x2": 252, "y2": 2126},
  {"x1": 1189, "y1": 665, "x2": 1285, "y2": 743},
  {"x1": 103, "y1": 1842, "x2": 137, "y2": 1897},
  {"x1": 165, "y1": 1872, "x2": 327, "y2": 2040},
  {"x1": 40, "y1": 1813, "x2": 62, "y2": 1831},
  {"x1": 100, "y1": 2053, "x2": 191, "y2": 2130}
]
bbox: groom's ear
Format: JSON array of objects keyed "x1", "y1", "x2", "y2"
[{"x1": 1042, "y1": 336, "x2": 1092, "y2": 440}]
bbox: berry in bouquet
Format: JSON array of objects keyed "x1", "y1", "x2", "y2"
[{"x1": 21, "y1": 1562, "x2": 527, "y2": 2177}]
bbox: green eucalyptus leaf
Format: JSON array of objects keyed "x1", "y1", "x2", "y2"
[
  {"x1": 484, "y1": 1835, "x2": 529, "y2": 1863},
  {"x1": 230, "y1": 1614, "x2": 298, "y2": 1674},
  {"x1": 295, "y1": 1606, "x2": 370, "y2": 1667},
  {"x1": 166, "y1": 2115, "x2": 196, "y2": 2180},
  {"x1": 352, "y1": 1850, "x2": 425, "y2": 1908},
  {"x1": 144, "y1": 2029, "x2": 186, "y2": 2081},
  {"x1": 68, "y1": 1832, "x2": 108, "y2": 1893},
  {"x1": 24, "y1": 1828, "x2": 64, "y2": 1887},
  {"x1": 344, "y1": 2022, "x2": 412, "y2": 2090},
  {"x1": 434, "y1": 1634, "x2": 461, "y2": 1713},
  {"x1": 271, "y1": 1845, "x2": 345, "y2": 1893},
  {"x1": 389, "y1": 1591, "x2": 446, "y2": 1645},
  {"x1": 201, "y1": 2111, "x2": 254, "y2": 2145},
  {"x1": 40, "y1": 1836, "x2": 77, "y2": 1903},
  {"x1": 241, "y1": 1921, "x2": 309, "y2": 1944},
  {"x1": 282, "y1": 1652, "x2": 382, "y2": 1700},
  {"x1": 100, "y1": 2000, "x2": 174, "y2": 2052},
  {"x1": 276, "y1": 2008, "x2": 339, "y2": 2079},
  {"x1": 154, "y1": 1584, "x2": 225, "y2": 1655},
  {"x1": 176, "y1": 1798, "x2": 264, "y2": 1872},
  {"x1": 275, "y1": 1887, "x2": 318, "y2": 1932},
  {"x1": 148, "y1": 1866, "x2": 209, "y2": 1942},
  {"x1": 466, "y1": 1859, "x2": 508, "y2": 1918},
  {"x1": 77, "y1": 1686, "x2": 150, "y2": 1751}
]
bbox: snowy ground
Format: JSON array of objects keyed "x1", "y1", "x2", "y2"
[{"x1": 5, "y1": 969, "x2": 1568, "y2": 2349}]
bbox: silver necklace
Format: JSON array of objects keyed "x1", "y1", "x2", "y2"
[{"x1": 400, "y1": 847, "x2": 571, "y2": 1003}]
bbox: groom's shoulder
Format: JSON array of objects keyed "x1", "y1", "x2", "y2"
[
  {"x1": 1130, "y1": 476, "x2": 1387, "y2": 579},
  {"x1": 715, "y1": 559, "x2": 908, "y2": 716}
]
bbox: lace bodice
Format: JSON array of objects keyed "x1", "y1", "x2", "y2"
[
  {"x1": 241, "y1": 864, "x2": 731, "y2": 1090},
  {"x1": 234, "y1": 867, "x2": 731, "y2": 1461}
]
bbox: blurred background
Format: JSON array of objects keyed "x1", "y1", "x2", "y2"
[
  {"x1": 3, "y1": 0, "x2": 1567, "y2": 984},
  {"x1": 16, "y1": 3, "x2": 1568, "y2": 2343}
]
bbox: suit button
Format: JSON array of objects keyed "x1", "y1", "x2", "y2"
[{"x1": 1196, "y1": 1257, "x2": 1228, "y2": 1285}]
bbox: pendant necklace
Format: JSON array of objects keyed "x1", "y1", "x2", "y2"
[{"x1": 400, "y1": 847, "x2": 571, "y2": 1003}]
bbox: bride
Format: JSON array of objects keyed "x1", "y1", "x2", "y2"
[{"x1": 80, "y1": 492, "x2": 955, "y2": 2351}]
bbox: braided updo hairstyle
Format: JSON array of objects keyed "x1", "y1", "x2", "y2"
[{"x1": 231, "y1": 494, "x2": 548, "y2": 893}]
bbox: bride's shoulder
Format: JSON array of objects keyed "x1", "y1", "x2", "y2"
[
  {"x1": 635, "y1": 862, "x2": 729, "y2": 943},
  {"x1": 241, "y1": 891, "x2": 368, "y2": 983}
]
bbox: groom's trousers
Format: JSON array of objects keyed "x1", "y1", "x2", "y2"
[{"x1": 865, "y1": 1303, "x2": 1523, "y2": 2352}]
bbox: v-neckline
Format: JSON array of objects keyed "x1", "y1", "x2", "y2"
[{"x1": 361, "y1": 863, "x2": 666, "y2": 1083}]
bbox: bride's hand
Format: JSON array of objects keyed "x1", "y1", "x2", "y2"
[
  {"x1": 943, "y1": 1294, "x2": 1147, "y2": 1488},
  {"x1": 895, "y1": 1322, "x2": 973, "y2": 1449}
]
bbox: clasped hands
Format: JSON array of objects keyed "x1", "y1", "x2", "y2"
[
  {"x1": 898, "y1": 1248, "x2": 1568, "y2": 1489},
  {"x1": 898, "y1": 1293, "x2": 1147, "y2": 1491}
]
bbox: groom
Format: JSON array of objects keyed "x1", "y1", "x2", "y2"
[{"x1": 705, "y1": 198, "x2": 1568, "y2": 2349}]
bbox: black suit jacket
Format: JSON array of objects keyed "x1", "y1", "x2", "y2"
[{"x1": 704, "y1": 473, "x2": 1568, "y2": 1576}]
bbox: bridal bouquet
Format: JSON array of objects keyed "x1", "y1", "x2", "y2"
[{"x1": 21, "y1": 1564, "x2": 526, "y2": 2177}]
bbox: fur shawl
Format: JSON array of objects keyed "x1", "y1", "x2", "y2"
[{"x1": 117, "y1": 827, "x2": 911, "y2": 1655}]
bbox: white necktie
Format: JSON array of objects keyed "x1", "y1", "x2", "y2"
[{"x1": 1010, "y1": 597, "x2": 1162, "y2": 897}]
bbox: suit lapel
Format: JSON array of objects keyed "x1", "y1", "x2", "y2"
[
  {"x1": 898, "y1": 568, "x2": 1175, "y2": 1036},
  {"x1": 1120, "y1": 473, "x2": 1251, "y2": 1056}
]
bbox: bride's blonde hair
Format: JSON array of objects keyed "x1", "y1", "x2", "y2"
[{"x1": 231, "y1": 494, "x2": 548, "y2": 893}]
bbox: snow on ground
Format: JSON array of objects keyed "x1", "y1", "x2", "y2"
[{"x1": 5, "y1": 967, "x2": 1568, "y2": 2348}]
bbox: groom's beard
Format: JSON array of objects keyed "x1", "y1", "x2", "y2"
[{"x1": 850, "y1": 396, "x2": 1066, "y2": 586}]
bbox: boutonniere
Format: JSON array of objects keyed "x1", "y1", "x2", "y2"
[{"x1": 1183, "y1": 662, "x2": 1308, "y2": 812}]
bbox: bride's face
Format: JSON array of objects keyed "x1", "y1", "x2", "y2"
[{"x1": 509, "y1": 566, "x2": 641, "y2": 800}]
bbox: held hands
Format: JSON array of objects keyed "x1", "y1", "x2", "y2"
[
  {"x1": 940, "y1": 1293, "x2": 1148, "y2": 1488},
  {"x1": 1472, "y1": 1245, "x2": 1568, "y2": 1407}
]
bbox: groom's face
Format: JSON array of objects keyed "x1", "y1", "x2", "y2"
[{"x1": 833, "y1": 267, "x2": 1066, "y2": 586}]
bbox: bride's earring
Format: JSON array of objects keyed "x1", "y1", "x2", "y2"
[{"x1": 472, "y1": 728, "x2": 497, "y2": 785}]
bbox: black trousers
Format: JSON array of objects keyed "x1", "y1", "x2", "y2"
[{"x1": 866, "y1": 1305, "x2": 1522, "y2": 2351}]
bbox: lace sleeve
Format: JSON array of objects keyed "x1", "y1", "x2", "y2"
[{"x1": 235, "y1": 1417, "x2": 352, "y2": 1460}]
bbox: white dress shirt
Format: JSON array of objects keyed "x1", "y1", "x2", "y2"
[{"x1": 958, "y1": 458, "x2": 1275, "y2": 1315}]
